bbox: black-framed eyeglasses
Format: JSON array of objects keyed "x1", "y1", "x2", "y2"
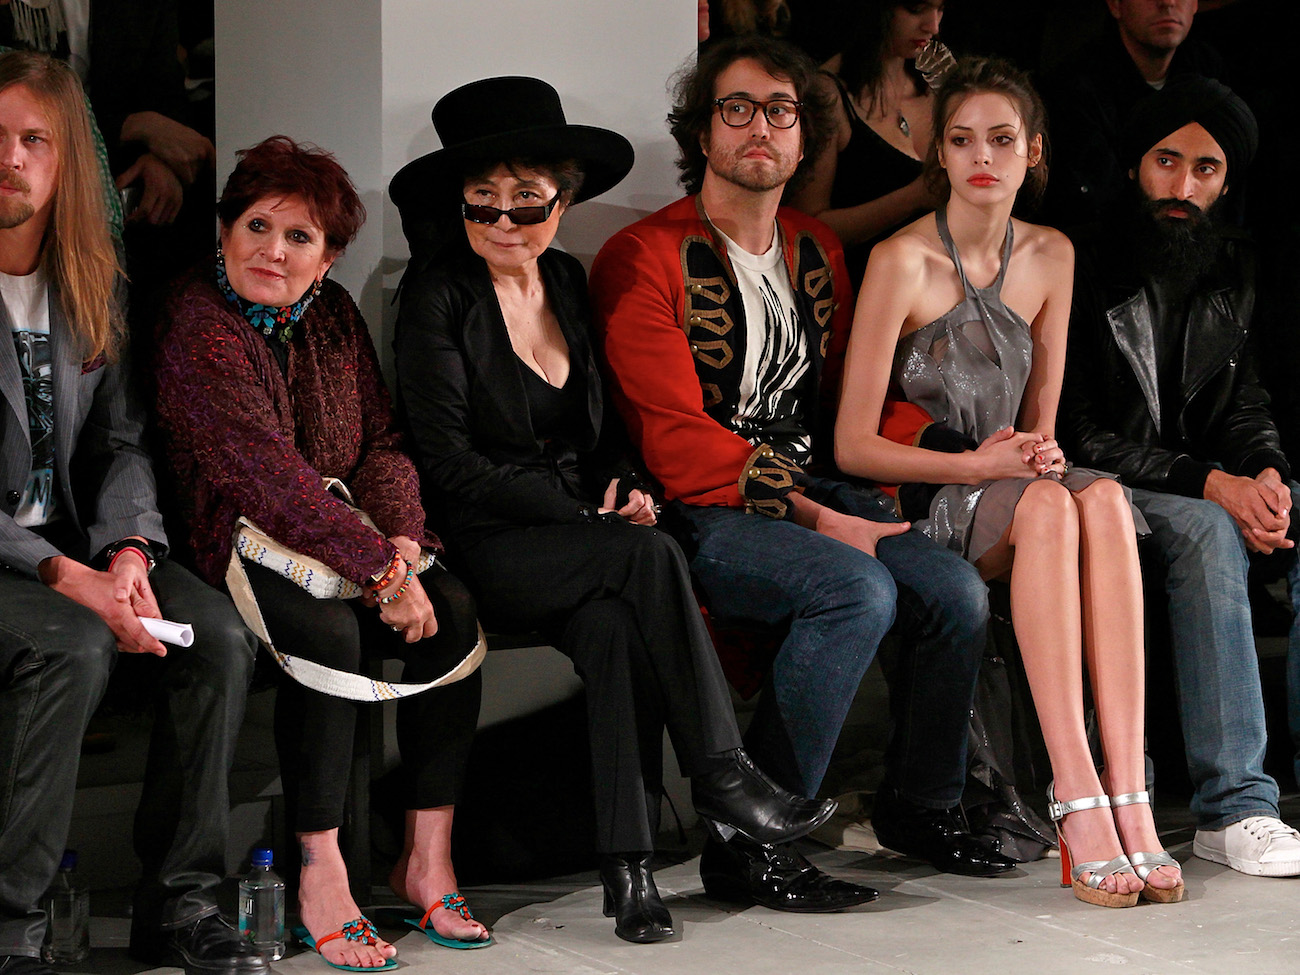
[
  {"x1": 714, "y1": 97, "x2": 802, "y2": 129},
  {"x1": 461, "y1": 193, "x2": 561, "y2": 226}
]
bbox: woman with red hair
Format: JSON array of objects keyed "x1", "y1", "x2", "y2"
[{"x1": 155, "y1": 136, "x2": 490, "y2": 969}]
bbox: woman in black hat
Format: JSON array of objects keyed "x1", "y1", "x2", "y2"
[{"x1": 390, "y1": 76, "x2": 835, "y2": 945}]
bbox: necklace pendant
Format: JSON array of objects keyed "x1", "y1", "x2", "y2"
[{"x1": 898, "y1": 113, "x2": 910, "y2": 137}]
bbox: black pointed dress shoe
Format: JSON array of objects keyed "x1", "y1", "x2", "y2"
[
  {"x1": 130, "y1": 914, "x2": 269, "y2": 975},
  {"x1": 600, "y1": 854, "x2": 676, "y2": 944},
  {"x1": 699, "y1": 834, "x2": 878, "y2": 912},
  {"x1": 691, "y1": 748, "x2": 838, "y2": 845},
  {"x1": 871, "y1": 788, "x2": 1018, "y2": 877}
]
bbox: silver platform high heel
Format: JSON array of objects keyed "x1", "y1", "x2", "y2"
[
  {"x1": 1110, "y1": 791, "x2": 1185, "y2": 903},
  {"x1": 1046, "y1": 785, "x2": 1139, "y2": 908}
]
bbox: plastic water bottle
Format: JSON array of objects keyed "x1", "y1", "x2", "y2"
[
  {"x1": 238, "y1": 848, "x2": 285, "y2": 961},
  {"x1": 42, "y1": 849, "x2": 90, "y2": 965}
]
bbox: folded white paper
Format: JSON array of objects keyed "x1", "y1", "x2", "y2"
[{"x1": 142, "y1": 617, "x2": 195, "y2": 647}]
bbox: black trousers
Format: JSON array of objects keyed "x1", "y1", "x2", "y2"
[
  {"x1": 457, "y1": 520, "x2": 742, "y2": 853},
  {"x1": 243, "y1": 562, "x2": 482, "y2": 833},
  {"x1": 0, "y1": 560, "x2": 256, "y2": 956}
]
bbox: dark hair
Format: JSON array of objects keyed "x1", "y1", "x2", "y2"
[
  {"x1": 459, "y1": 156, "x2": 587, "y2": 205},
  {"x1": 217, "y1": 136, "x2": 365, "y2": 254},
  {"x1": 836, "y1": 1, "x2": 928, "y2": 111},
  {"x1": 668, "y1": 33, "x2": 834, "y2": 195},
  {"x1": 923, "y1": 56, "x2": 1049, "y2": 209}
]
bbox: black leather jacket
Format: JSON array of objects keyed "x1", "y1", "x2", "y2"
[{"x1": 1060, "y1": 227, "x2": 1289, "y2": 497}]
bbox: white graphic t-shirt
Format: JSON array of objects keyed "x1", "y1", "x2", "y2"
[
  {"x1": 2, "y1": 266, "x2": 59, "y2": 527},
  {"x1": 713, "y1": 221, "x2": 813, "y2": 464}
]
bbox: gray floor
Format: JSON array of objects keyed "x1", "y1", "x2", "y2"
[
  {"x1": 61, "y1": 625, "x2": 1300, "y2": 975},
  {"x1": 67, "y1": 790, "x2": 1300, "y2": 975}
]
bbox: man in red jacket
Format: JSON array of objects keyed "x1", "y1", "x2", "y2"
[{"x1": 591, "y1": 35, "x2": 1012, "y2": 910}]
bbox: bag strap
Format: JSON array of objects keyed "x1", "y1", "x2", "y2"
[{"x1": 225, "y1": 519, "x2": 485, "y2": 701}]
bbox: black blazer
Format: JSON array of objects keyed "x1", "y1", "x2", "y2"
[{"x1": 395, "y1": 248, "x2": 634, "y2": 549}]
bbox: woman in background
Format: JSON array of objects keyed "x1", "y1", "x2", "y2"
[{"x1": 786, "y1": 0, "x2": 949, "y2": 284}]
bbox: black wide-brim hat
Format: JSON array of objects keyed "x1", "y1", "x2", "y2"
[{"x1": 389, "y1": 76, "x2": 635, "y2": 215}]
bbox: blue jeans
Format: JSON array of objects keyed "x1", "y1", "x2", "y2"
[
  {"x1": 675, "y1": 477, "x2": 988, "y2": 804},
  {"x1": 1130, "y1": 486, "x2": 1291, "y2": 829}
]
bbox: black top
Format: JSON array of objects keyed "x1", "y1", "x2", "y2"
[
  {"x1": 394, "y1": 248, "x2": 639, "y2": 550},
  {"x1": 827, "y1": 74, "x2": 923, "y2": 286}
]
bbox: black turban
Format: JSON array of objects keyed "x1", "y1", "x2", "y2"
[{"x1": 1123, "y1": 75, "x2": 1258, "y2": 184}]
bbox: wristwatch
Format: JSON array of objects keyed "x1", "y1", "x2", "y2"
[{"x1": 101, "y1": 539, "x2": 158, "y2": 574}]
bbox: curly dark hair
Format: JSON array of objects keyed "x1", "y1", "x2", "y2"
[
  {"x1": 923, "y1": 56, "x2": 1050, "y2": 210},
  {"x1": 668, "y1": 34, "x2": 834, "y2": 196}
]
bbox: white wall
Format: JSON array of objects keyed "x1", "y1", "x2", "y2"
[{"x1": 217, "y1": 0, "x2": 696, "y2": 366}]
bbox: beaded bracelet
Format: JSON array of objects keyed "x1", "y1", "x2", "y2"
[
  {"x1": 369, "y1": 551, "x2": 403, "y2": 593},
  {"x1": 379, "y1": 563, "x2": 415, "y2": 605}
]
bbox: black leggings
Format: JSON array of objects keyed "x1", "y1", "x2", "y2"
[
  {"x1": 457, "y1": 519, "x2": 742, "y2": 852},
  {"x1": 244, "y1": 562, "x2": 482, "y2": 833}
]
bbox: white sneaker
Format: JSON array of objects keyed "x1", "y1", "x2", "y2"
[{"x1": 1193, "y1": 816, "x2": 1300, "y2": 877}]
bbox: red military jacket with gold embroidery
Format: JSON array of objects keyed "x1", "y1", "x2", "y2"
[{"x1": 590, "y1": 195, "x2": 852, "y2": 519}]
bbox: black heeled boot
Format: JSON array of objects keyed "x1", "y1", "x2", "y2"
[
  {"x1": 691, "y1": 748, "x2": 837, "y2": 844},
  {"x1": 600, "y1": 854, "x2": 675, "y2": 944}
]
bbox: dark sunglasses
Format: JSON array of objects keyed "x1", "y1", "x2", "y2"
[{"x1": 461, "y1": 193, "x2": 561, "y2": 226}]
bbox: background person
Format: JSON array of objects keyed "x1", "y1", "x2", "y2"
[{"x1": 785, "y1": 0, "x2": 948, "y2": 285}]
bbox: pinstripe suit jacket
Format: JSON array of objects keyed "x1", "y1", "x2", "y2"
[{"x1": 0, "y1": 276, "x2": 165, "y2": 577}]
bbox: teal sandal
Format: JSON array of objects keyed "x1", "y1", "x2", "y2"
[
  {"x1": 403, "y1": 892, "x2": 493, "y2": 949},
  {"x1": 294, "y1": 917, "x2": 399, "y2": 971}
]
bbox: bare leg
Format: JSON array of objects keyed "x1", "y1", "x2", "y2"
[
  {"x1": 297, "y1": 829, "x2": 396, "y2": 968},
  {"x1": 389, "y1": 806, "x2": 489, "y2": 942},
  {"x1": 979, "y1": 479, "x2": 1141, "y2": 896},
  {"x1": 1075, "y1": 480, "x2": 1181, "y2": 892}
]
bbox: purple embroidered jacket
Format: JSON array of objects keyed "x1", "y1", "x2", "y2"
[{"x1": 155, "y1": 266, "x2": 436, "y2": 587}]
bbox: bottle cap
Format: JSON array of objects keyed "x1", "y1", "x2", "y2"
[
  {"x1": 59, "y1": 850, "x2": 78, "y2": 871},
  {"x1": 251, "y1": 848, "x2": 274, "y2": 868}
]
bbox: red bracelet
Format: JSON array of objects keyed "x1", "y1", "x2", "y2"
[
  {"x1": 368, "y1": 552, "x2": 403, "y2": 594},
  {"x1": 379, "y1": 563, "x2": 415, "y2": 605},
  {"x1": 109, "y1": 547, "x2": 150, "y2": 573}
]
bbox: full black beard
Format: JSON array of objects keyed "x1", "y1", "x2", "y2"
[{"x1": 1124, "y1": 191, "x2": 1222, "y2": 295}]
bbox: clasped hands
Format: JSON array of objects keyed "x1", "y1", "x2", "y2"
[
  {"x1": 363, "y1": 535, "x2": 439, "y2": 642},
  {"x1": 598, "y1": 477, "x2": 658, "y2": 526},
  {"x1": 1205, "y1": 467, "x2": 1294, "y2": 555},
  {"x1": 975, "y1": 426, "x2": 1067, "y2": 479},
  {"x1": 38, "y1": 543, "x2": 167, "y2": 657}
]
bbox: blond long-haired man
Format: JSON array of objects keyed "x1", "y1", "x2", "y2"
[{"x1": 0, "y1": 52, "x2": 265, "y2": 975}]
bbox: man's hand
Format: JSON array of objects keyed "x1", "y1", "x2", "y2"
[
  {"x1": 1204, "y1": 467, "x2": 1294, "y2": 554},
  {"x1": 119, "y1": 111, "x2": 215, "y2": 186},
  {"x1": 38, "y1": 555, "x2": 168, "y2": 656},
  {"x1": 789, "y1": 492, "x2": 910, "y2": 558},
  {"x1": 116, "y1": 153, "x2": 184, "y2": 225}
]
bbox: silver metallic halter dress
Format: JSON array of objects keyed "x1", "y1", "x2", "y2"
[{"x1": 891, "y1": 208, "x2": 1142, "y2": 562}]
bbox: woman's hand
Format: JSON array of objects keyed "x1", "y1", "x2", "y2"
[
  {"x1": 376, "y1": 557, "x2": 439, "y2": 643},
  {"x1": 599, "y1": 478, "x2": 658, "y2": 526},
  {"x1": 388, "y1": 535, "x2": 423, "y2": 567},
  {"x1": 972, "y1": 426, "x2": 1044, "y2": 480},
  {"x1": 1023, "y1": 437, "x2": 1068, "y2": 476}
]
